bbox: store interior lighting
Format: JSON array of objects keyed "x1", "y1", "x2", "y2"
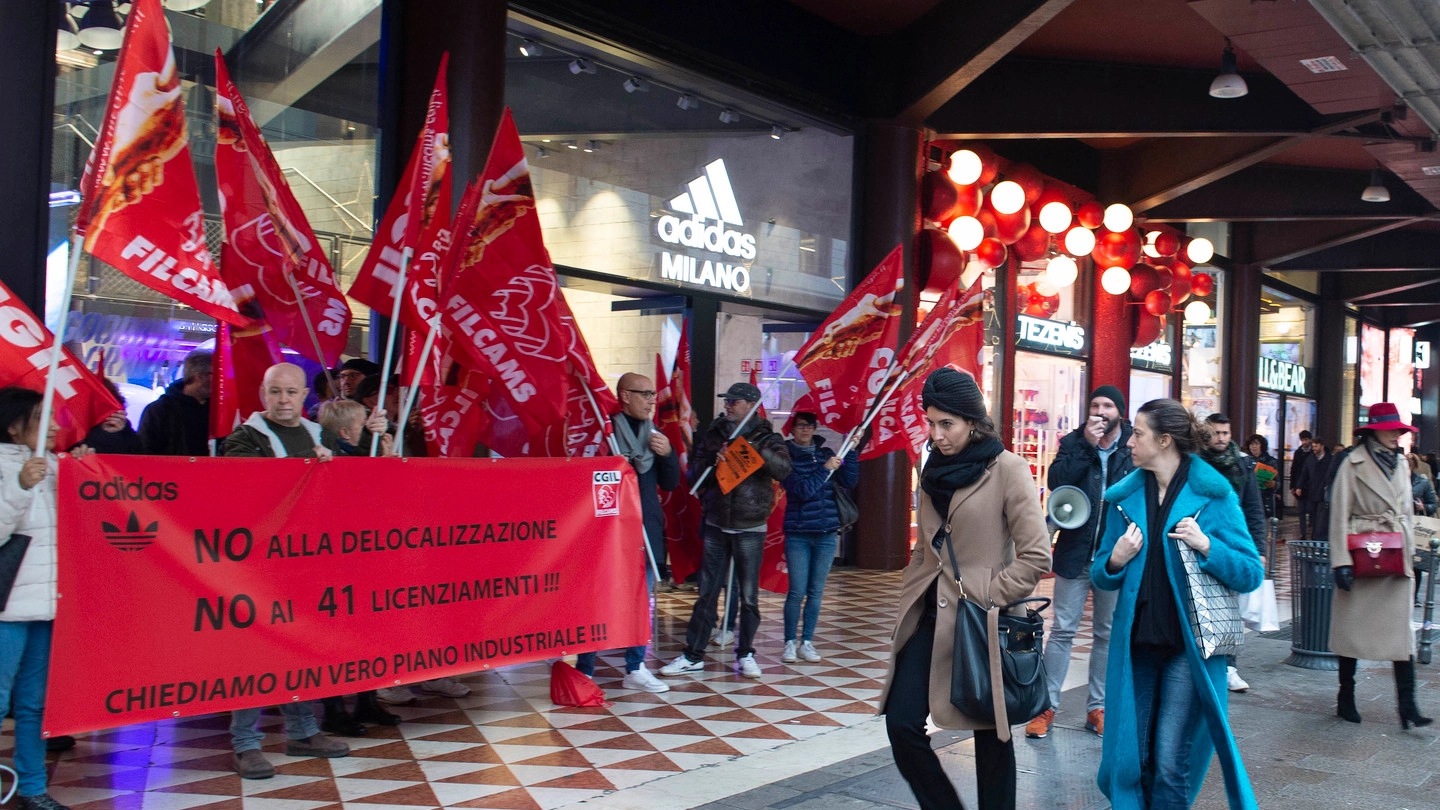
[
  {"x1": 568, "y1": 58, "x2": 596, "y2": 75},
  {"x1": 1186, "y1": 236, "x2": 1214, "y2": 264},
  {"x1": 1362, "y1": 166, "x2": 1391, "y2": 202},
  {"x1": 947, "y1": 150, "x2": 983, "y2": 185},
  {"x1": 57, "y1": 10, "x2": 80, "y2": 51},
  {"x1": 1184, "y1": 300, "x2": 1211, "y2": 322},
  {"x1": 534, "y1": 146, "x2": 548, "y2": 159},
  {"x1": 1102, "y1": 203, "x2": 1133, "y2": 232},
  {"x1": 623, "y1": 76, "x2": 650, "y2": 93},
  {"x1": 163, "y1": 0, "x2": 212, "y2": 9},
  {"x1": 718, "y1": 108, "x2": 741, "y2": 124},
  {"x1": 519, "y1": 39, "x2": 543, "y2": 57},
  {"x1": 1208, "y1": 38, "x2": 1248, "y2": 99},
  {"x1": 1101, "y1": 265, "x2": 1131, "y2": 295},
  {"x1": 583, "y1": 140, "x2": 599, "y2": 152},
  {"x1": 770, "y1": 125, "x2": 785, "y2": 140},
  {"x1": 1045, "y1": 254, "x2": 1078, "y2": 288},
  {"x1": 77, "y1": 1, "x2": 125, "y2": 50},
  {"x1": 676, "y1": 94, "x2": 700, "y2": 111}
]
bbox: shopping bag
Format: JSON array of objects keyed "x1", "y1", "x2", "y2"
[
  {"x1": 1238, "y1": 578, "x2": 1280, "y2": 633},
  {"x1": 549, "y1": 660, "x2": 610, "y2": 707}
]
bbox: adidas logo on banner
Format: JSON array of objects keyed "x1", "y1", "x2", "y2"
[
  {"x1": 657, "y1": 159, "x2": 755, "y2": 292},
  {"x1": 102, "y1": 511, "x2": 159, "y2": 551}
]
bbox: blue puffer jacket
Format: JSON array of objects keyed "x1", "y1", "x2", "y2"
[{"x1": 782, "y1": 436, "x2": 859, "y2": 533}]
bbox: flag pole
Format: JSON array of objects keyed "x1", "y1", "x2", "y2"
[
  {"x1": 283, "y1": 272, "x2": 339, "y2": 398},
  {"x1": 34, "y1": 233, "x2": 84, "y2": 458},
  {"x1": 371, "y1": 251, "x2": 411, "y2": 455},
  {"x1": 823, "y1": 366, "x2": 910, "y2": 482},
  {"x1": 581, "y1": 379, "x2": 663, "y2": 584},
  {"x1": 395, "y1": 315, "x2": 442, "y2": 457},
  {"x1": 688, "y1": 356, "x2": 797, "y2": 496}
]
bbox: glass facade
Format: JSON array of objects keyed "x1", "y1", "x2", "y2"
[
  {"x1": 1181, "y1": 270, "x2": 1224, "y2": 418},
  {"x1": 1010, "y1": 256, "x2": 1089, "y2": 490}
]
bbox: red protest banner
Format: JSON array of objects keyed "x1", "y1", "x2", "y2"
[
  {"x1": 47, "y1": 455, "x2": 648, "y2": 735},
  {"x1": 75, "y1": 0, "x2": 246, "y2": 326},
  {"x1": 658, "y1": 326, "x2": 701, "y2": 583}
]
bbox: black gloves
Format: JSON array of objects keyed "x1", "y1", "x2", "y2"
[{"x1": 1334, "y1": 566, "x2": 1354, "y2": 592}]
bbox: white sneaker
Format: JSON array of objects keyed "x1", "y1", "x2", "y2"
[
  {"x1": 420, "y1": 677, "x2": 471, "y2": 697},
  {"x1": 799, "y1": 641, "x2": 822, "y2": 662},
  {"x1": 737, "y1": 653, "x2": 762, "y2": 679},
  {"x1": 782, "y1": 640, "x2": 798, "y2": 663},
  {"x1": 710, "y1": 629, "x2": 734, "y2": 647},
  {"x1": 659, "y1": 654, "x2": 704, "y2": 676},
  {"x1": 622, "y1": 665, "x2": 670, "y2": 693},
  {"x1": 375, "y1": 686, "x2": 415, "y2": 705},
  {"x1": 1227, "y1": 666, "x2": 1249, "y2": 692}
]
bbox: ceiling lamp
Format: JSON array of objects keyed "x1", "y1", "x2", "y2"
[
  {"x1": 770, "y1": 125, "x2": 785, "y2": 140},
  {"x1": 1184, "y1": 300, "x2": 1211, "y2": 322},
  {"x1": 1038, "y1": 201, "x2": 1072, "y2": 234},
  {"x1": 623, "y1": 76, "x2": 650, "y2": 93},
  {"x1": 1063, "y1": 226, "x2": 1095, "y2": 256},
  {"x1": 163, "y1": 0, "x2": 212, "y2": 9},
  {"x1": 1045, "y1": 254, "x2": 1078, "y2": 288},
  {"x1": 1208, "y1": 38, "x2": 1248, "y2": 99},
  {"x1": 990, "y1": 181, "x2": 1025, "y2": 215},
  {"x1": 583, "y1": 140, "x2": 599, "y2": 152},
  {"x1": 78, "y1": 1, "x2": 125, "y2": 50},
  {"x1": 1101, "y1": 266, "x2": 1132, "y2": 295},
  {"x1": 947, "y1": 150, "x2": 983, "y2": 186},
  {"x1": 1362, "y1": 166, "x2": 1391, "y2": 203},
  {"x1": 947, "y1": 216, "x2": 984, "y2": 251},
  {"x1": 534, "y1": 146, "x2": 548, "y2": 159},
  {"x1": 718, "y1": 109, "x2": 741, "y2": 124},
  {"x1": 519, "y1": 39, "x2": 543, "y2": 57},
  {"x1": 57, "y1": 10, "x2": 80, "y2": 51},
  {"x1": 676, "y1": 94, "x2": 700, "y2": 111},
  {"x1": 568, "y1": 58, "x2": 596, "y2": 75},
  {"x1": 563, "y1": 140, "x2": 578, "y2": 150},
  {"x1": 1102, "y1": 203, "x2": 1133, "y2": 232},
  {"x1": 1186, "y1": 237, "x2": 1214, "y2": 264}
]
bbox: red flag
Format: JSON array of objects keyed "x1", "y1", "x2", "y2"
[
  {"x1": 213, "y1": 51, "x2": 352, "y2": 366},
  {"x1": 419, "y1": 369, "x2": 489, "y2": 458},
  {"x1": 209, "y1": 322, "x2": 236, "y2": 440},
  {"x1": 793, "y1": 244, "x2": 905, "y2": 434},
  {"x1": 782, "y1": 391, "x2": 820, "y2": 436},
  {"x1": 0, "y1": 281, "x2": 121, "y2": 450},
  {"x1": 863, "y1": 277, "x2": 986, "y2": 463},
  {"x1": 348, "y1": 55, "x2": 452, "y2": 334},
  {"x1": 536, "y1": 293, "x2": 621, "y2": 458},
  {"x1": 658, "y1": 324, "x2": 703, "y2": 583},
  {"x1": 439, "y1": 112, "x2": 572, "y2": 438},
  {"x1": 209, "y1": 319, "x2": 284, "y2": 441},
  {"x1": 759, "y1": 486, "x2": 790, "y2": 594},
  {"x1": 75, "y1": 0, "x2": 246, "y2": 326},
  {"x1": 749, "y1": 367, "x2": 767, "y2": 420}
]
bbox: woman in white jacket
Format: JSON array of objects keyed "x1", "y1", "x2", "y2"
[{"x1": 0, "y1": 387, "x2": 91, "y2": 810}]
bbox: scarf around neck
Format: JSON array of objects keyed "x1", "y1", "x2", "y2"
[
  {"x1": 1200, "y1": 440, "x2": 1246, "y2": 494},
  {"x1": 1365, "y1": 436, "x2": 1400, "y2": 477},
  {"x1": 922, "y1": 435, "x2": 1005, "y2": 534},
  {"x1": 612, "y1": 413, "x2": 654, "y2": 475}
]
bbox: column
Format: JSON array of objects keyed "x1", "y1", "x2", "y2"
[
  {"x1": 0, "y1": 0, "x2": 60, "y2": 314},
  {"x1": 1225, "y1": 225, "x2": 1262, "y2": 439},
  {"x1": 1313, "y1": 274, "x2": 1347, "y2": 444}
]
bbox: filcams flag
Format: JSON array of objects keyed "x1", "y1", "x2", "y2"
[
  {"x1": 213, "y1": 51, "x2": 352, "y2": 367},
  {"x1": 862, "y1": 277, "x2": 986, "y2": 463},
  {"x1": 74, "y1": 0, "x2": 246, "y2": 326},
  {"x1": 0, "y1": 280, "x2": 122, "y2": 450},
  {"x1": 541, "y1": 293, "x2": 620, "y2": 458},
  {"x1": 792, "y1": 244, "x2": 905, "y2": 434},
  {"x1": 348, "y1": 54, "x2": 453, "y2": 334}
]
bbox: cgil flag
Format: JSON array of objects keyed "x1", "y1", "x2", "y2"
[
  {"x1": 0, "y1": 280, "x2": 122, "y2": 450},
  {"x1": 213, "y1": 51, "x2": 352, "y2": 367},
  {"x1": 792, "y1": 243, "x2": 905, "y2": 435},
  {"x1": 75, "y1": 0, "x2": 246, "y2": 326},
  {"x1": 862, "y1": 276, "x2": 987, "y2": 463}
]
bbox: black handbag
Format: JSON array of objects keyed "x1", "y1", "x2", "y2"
[
  {"x1": 832, "y1": 483, "x2": 859, "y2": 530},
  {"x1": 942, "y1": 532, "x2": 1051, "y2": 734},
  {"x1": 0, "y1": 534, "x2": 33, "y2": 612}
]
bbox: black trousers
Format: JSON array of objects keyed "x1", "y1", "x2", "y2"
[{"x1": 884, "y1": 607, "x2": 1016, "y2": 810}]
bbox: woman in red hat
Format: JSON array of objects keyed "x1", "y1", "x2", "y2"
[{"x1": 1328, "y1": 402, "x2": 1433, "y2": 729}]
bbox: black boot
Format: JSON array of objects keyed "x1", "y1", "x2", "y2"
[
  {"x1": 320, "y1": 696, "x2": 367, "y2": 736},
  {"x1": 1337, "y1": 656, "x2": 1362, "y2": 723},
  {"x1": 1395, "y1": 657, "x2": 1434, "y2": 730},
  {"x1": 353, "y1": 690, "x2": 402, "y2": 726}
]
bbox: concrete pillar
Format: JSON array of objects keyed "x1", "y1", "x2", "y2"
[{"x1": 0, "y1": 0, "x2": 60, "y2": 314}]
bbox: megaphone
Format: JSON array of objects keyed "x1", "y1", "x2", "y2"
[{"x1": 1047, "y1": 485, "x2": 1092, "y2": 531}]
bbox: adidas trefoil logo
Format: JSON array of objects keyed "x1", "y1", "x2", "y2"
[{"x1": 102, "y1": 511, "x2": 159, "y2": 551}]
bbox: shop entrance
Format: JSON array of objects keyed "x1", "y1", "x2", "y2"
[{"x1": 1256, "y1": 392, "x2": 1316, "y2": 513}]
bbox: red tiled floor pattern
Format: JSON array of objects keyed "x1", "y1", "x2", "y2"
[{"x1": 1, "y1": 569, "x2": 902, "y2": 810}]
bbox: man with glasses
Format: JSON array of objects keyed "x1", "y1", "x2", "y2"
[
  {"x1": 661, "y1": 382, "x2": 790, "y2": 680},
  {"x1": 138, "y1": 348, "x2": 214, "y2": 455},
  {"x1": 334, "y1": 358, "x2": 380, "y2": 400},
  {"x1": 573, "y1": 373, "x2": 678, "y2": 693}
]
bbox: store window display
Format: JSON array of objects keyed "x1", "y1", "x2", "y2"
[{"x1": 1010, "y1": 258, "x2": 1089, "y2": 489}]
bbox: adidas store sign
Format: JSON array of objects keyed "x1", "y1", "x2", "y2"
[{"x1": 657, "y1": 159, "x2": 754, "y2": 293}]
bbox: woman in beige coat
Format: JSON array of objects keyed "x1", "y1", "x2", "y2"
[
  {"x1": 879, "y1": 369, "x2": 1050, "y2": 810},
  {"x1": 1329, "y1": 401, "x2": 1432, "y2": 729}
]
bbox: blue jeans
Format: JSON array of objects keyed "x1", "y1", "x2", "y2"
[
  {"x1": 0, "y1": 621, "x2": 52, "y2": 796},
  {"x1": 683, "y1": 526, "x2": 763, "y2": 660},
  {"x1": 1041, "y1": 571, "x2": 1117, "y2": 712},
  {"x1": 1132, "y1": 648, "x2": 1202, "y2": 809},
  {"x1": 230, "y1": 702, "x2": 322, "y2": 752},
  {"x1": 783, "y1": 532, "x2": 837, "y2": 642},
  {"x1": 577, "y1": 566, "x2": 657, "y2": 675}
]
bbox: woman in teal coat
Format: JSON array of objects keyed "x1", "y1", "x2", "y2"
[{"x1": 1091, "y1": 399, "x2": 1264, "y2": 810}]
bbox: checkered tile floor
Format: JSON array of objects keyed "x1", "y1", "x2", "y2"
[{"x1": 2, "y1": 570, "x2": 900, "y2": 810}]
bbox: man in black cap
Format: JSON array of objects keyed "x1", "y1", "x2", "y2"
[
  {"x1": 660, "y1": 381, "x2": 790, "y2": 680},
  {"x1": 335, "y1": 358, "x2": 380, "y2": 400},
  {"x1": 1028, "y1": 384, "x2": 1132, "y2": 740}
]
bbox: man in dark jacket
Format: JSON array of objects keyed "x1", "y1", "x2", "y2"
[
  {"x1": 1289, "y1": 430, "x2": 1314, "y2": 535},
  {"x1": 137, "y1": 349, "x2": 212, "y2": 455},
  {"x1": 1200, "y1": 412, "x2": 1267, "y2": 693},
  {"x1": 1029, "y1": 385, "x2": 1131, "y2": 740},
  {"x1": 576, "y1": 372, "x2": 679, "y2": 693},
  {"x1": 661, "y1": 381, "x2": 790, "y2": 681},
  {"x1": 1295, "y1": 437, "x2": 1338, "y2": 541}
]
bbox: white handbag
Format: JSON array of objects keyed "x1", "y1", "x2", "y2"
[{"x1": 1176, "y1": 540, "x2": 1246, "y2": 658}]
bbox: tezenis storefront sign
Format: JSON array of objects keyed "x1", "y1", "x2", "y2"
[
  {"x1": 655, "y1": 159, "x2": 753, "y2": 293},
  {"x1": 1015, "y1": 314, "x2": 1086, "y2": 357},
  {"x1": 1258, "y1": 356, "x2": 1309, "y2": 396}
]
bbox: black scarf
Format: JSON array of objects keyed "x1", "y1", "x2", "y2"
[
  {"x1": 1133, "y1": 455, "x2": 1192, "y2": 656},
  {"x1": 922, "y1": 436, "x2": 1005, "y2": 545},
  {"x1": 1365, "y1": 437, "x2": 1400, "y2": 477},
  {"x1": 1200, "y1": 441, "x2": 1246, "y2": 494}
]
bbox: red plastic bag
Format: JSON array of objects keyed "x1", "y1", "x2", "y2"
[{"x1": 550, "y1": 660, "x2": 610, "y2": 707}]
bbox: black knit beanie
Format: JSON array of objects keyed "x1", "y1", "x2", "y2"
[
  {"x1": 921, "y1": 368, "x2": 988, "y2": 421},
  {"x1": 1090, "y1": 385, "x2": 1126, "y2": 417}
]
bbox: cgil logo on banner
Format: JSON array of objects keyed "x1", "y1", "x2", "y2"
[{"x1": 593, "y1": 470, "x2": 621, "y2": 517}]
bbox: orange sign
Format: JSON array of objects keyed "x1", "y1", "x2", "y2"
[{"x1": 715, "y1": 436, "x2": 765, "y2": 494}]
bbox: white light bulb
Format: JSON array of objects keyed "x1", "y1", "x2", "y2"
[
  {"x1": 1101, "y1": 266, "x2": 1132, "y2": 295},
  {"x1": 1186, "y1": 237, "x2": 1214, "y2": 264},
  {"x1": 1103, "y1": 203, "x2": 1133, "y2": 232},
  {"x1": 991, "y1": 181, "x2": 1025, "y2": 215},
  {"x1": 1143, "y1": 231, "x2": 1161, "y2": 258},
  {"x1": 1038, "y1": 201, "x2": 1072, "y2": 234},
  {"x1": 1045, "y1": 255, "x2": 1078, "y2": 288},
  {"x1": 1063, "y1": 226, "x2": 1095, "y2": 256},
  {"x1": 947, "y1": 150, "x2": 982, "y2": 186},
  {"x1": 947, "y1": 216, "x2": 984, "y2": 251},
  {"x1": 1184, "y1": 300, "x2": 1211, "y2": 322}
]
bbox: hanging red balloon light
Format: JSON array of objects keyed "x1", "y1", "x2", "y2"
[
  {"x1": 1169, "y1": 263, "x2": 1193, "y2": 304},
  {"x1": 922, "y1": 171, "x2": 962, "y2": 223},
  {"x1": 975, "y1": 207, "x2": 998, "y2": 239},
  {"x1": 1154, "y1": 231, "x2": 1181, "y2": 258},
  {"x1": 1144, "y1": 290, "x2": 1172, "y2": 316},
  {"x1": 992, "y1": 205, "x2": 1031, "y2": 245},
  {"x1": 1093, "y1": 229, "x2": 1141, "y2": 270},
  {"x1": 974, "y1": 237, "x2": 1008, "y2": 269},
  {"x1": 1013, "y1": 223, "x2": 1051, "y2": 262},
  {"x1": 1133, "y1": 313, "x2": 1165, "y2": 348},
  {"x1": 1192, "y1": 272, "x2": 1215, "y2": 298},
  {"x1": 1128, "y1": 263, "x2": 1161, "y2": 299},
  {"x1": 1076, "y1": 201, "x2": 1105, "y2": 230},
  {"x1": 1005, "y1": 163, "x2": 1047, "y2": 207},
  {"x1": 918, "y1": 227, "x2": 964, "y2": 293}
]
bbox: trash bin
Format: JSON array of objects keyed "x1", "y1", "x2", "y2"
[{"x1": 1286, "y1": 540, "x2": 1338, "y2": 670}]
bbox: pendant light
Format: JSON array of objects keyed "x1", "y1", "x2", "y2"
[
  {"x1": 77, "y1": 1, "x2": 125, "y2": 50},
  {"x1": 1208, "y1": 38, "x2": 1248, "y2": 99},
  {"x1": 1362, "y1": 166, "x2": 1391, "y2": 203}
]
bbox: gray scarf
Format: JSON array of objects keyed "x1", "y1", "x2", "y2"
[{"x1": 613, "y1": 414, "x2": 655, "y2": 475}]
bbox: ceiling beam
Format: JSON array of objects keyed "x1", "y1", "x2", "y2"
[
  {"x1": 1271, "y1": 225, "x2": 1440, "y2": 270},
  {"x1": 1339, "y1": 271, "x2": 1440, "y2": 303},
  {"x1": 1143, "y1": 165, "x2": 1436, "y2": 223},
  {"x1": 1255, "y1": 218, "x2": 1432, "y2": 267}
]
